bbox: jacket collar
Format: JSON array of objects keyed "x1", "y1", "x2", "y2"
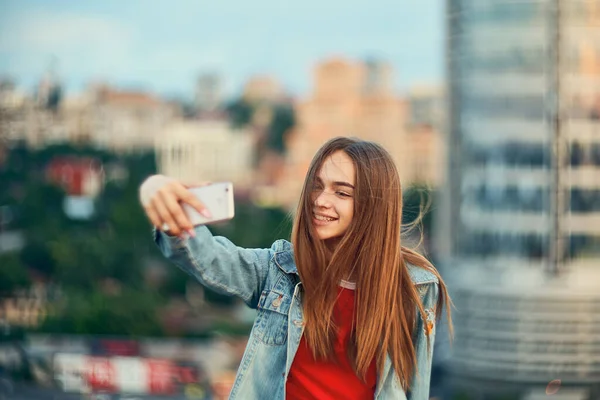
[
  {"x1": 407, "y1": 263, "x2": 439, "y2": 286},
  {"x1": 274, "y1": 247, "x2": 298, "y2": 275}
]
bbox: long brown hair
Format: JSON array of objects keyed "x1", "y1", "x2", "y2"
[{"x1": 291, "y1": 137, "x2": 453, "y2": 390}]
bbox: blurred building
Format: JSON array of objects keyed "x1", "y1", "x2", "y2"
[
  {"x1": 0, "y1": 284, "x2": 57, "y2": 328},
  {"x1": 1, "y1": 66, "x2": 69, "y2": 146},
  {"x1": 156, "y1": 119, "x2": 255, "y2": 190},
  {"x1": 242, "y1": 76, "x2": 284, "y2": 103},
  {"x1": 0, "y1": 79, "x2": 35, "y2": 145},
  {"x1": 45, "y1": 157, "x2": 104, "y2": 198},
  {"x1": 0, "y1": 78, "x2": 27, "y2": 152},
  {"x1": 1, "y1": 98, "x2": 71, "y2": 148},
  {"x1": 45, "y1": 156, "x2": 105, "y2": 220},
  {"x1": 407, "y1": 84, "x2": 445, "y2": 130},
  {"x1": 0, "y1": 78, "x2": 26, "y2": 109},
  {"x1": 438, "y1": 0, "x2": 600, "y2": 397},
  {"x1": 195, "y1": 73, "x2": 222, "y2": 115},
  {"x1": 36, "y1": 70, "x2": 62, "y2": 113},
  {"x1": 89, "y1": 85, "x2": 176, "y2": 151},
  {"x1": 0, "y1": 82, "x2": 176, "y2": 151},
  {"x1": 277, "y1": 58, "x2": 444, "y2": 208}
]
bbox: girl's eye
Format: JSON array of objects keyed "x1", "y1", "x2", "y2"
[{"x1": 336, "y1": 191, "x2": 351, "y2": 198}]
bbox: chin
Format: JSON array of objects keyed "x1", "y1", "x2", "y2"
[
  {"x1": 315, "y1": 226, "x2": 347, "y2": 243},
  {"x1": 316, "y1": 229, "x2": 337, "y2": 241}
]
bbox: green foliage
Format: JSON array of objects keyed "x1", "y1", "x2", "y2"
[
  {"x1": 452, "y1": 393, "x2": 473, "y2": 400},
  {"x1": 225, "y1": 100, "x2": 296, "y2": 155},
  {"x1": 38, "y1": 287, "x2": 165, "y2": 336},
  {"x1": 19, "y1": 241, "x2": 56, "y2": 277},
  {"x1": 160, "y1": 267, "x2": 190, "y2": 297},
  {"x1": 45, "y1": 232, "x2": 143, "y2": 291},
  {"x1": 212, "y1": 202, "x2": 292, "y2": 248},
  {"x1": 266, "y1": 105, "x2": 295, "y2": 155},
  {"x1": 0, "y1": 253, "x2": 31, "y2": 293},
  {"x1": 226, "y1": 99, "x2": 253, "y2": 128},
  {"x1": 402, "y1": 185, "x2": 435, "y2": 235},
  {"x1": 1, "y1": 143, "x2": 164, "y2": 334},
  {"x1": 1, "y1": 142, "x2": 293, "y2": 336},
  {"x1": 211, "y1": 320, "x2": 253, "y2": 337}
]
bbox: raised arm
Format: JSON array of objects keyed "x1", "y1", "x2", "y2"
[
  {"x1": 154, "y1": 227, "x2": 271, "y2": 308},
  {"x1": 141, "y1": 175, "x2": 270, "y2": 308}
]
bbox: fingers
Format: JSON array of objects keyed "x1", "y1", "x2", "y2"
[
  {"x1": 173, "y1": 183, "x2": 212, "y2": 218},
  {"x1": 152, "y1": 195, "x2": 182, "y2": 235},
  {"x1": 140, "y1": 177, "x2": 211, "y2": 237},
  {"x1": 158, "y1": 185, "x2": 194, "y2": 234},
  {"x1": 143, "y1": 204, "x2": 162, "y2": 229}
]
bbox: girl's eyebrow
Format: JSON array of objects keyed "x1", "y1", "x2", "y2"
[
  {"x1": 315, "y1": 176, "x2": 355, "y2": 189},
  {"x1": 333, "y1": 181, "x2": 355, "y2": 189}
]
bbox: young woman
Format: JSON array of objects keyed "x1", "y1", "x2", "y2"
[{"x1": 140, "y1": 137, "x2": 452, "y2": 400}]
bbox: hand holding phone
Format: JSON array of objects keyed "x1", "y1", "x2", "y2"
[
  {"x1": 140, "y1": 175, "x2": 234, "y2": 236},
  {"x1": 182, "y1": 182, "x2": 235, "y2": 226}
]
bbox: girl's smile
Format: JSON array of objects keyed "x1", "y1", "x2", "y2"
[{"x1": 313, "y1": 212, "x2": 338, "y2": 225}]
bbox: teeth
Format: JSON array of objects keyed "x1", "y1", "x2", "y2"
[{"x1": 315, "y1": 214, "x2": 336, "y2": 222}]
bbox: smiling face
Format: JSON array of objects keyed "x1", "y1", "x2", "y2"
[{"x1": 311, "y1": 150, "x2": 356, "y2": 244}]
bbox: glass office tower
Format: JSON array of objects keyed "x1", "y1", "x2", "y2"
[{"x1": 440, "y1": 0, "x2": 600, "y2": 396}]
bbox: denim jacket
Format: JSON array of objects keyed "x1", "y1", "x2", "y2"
[{"x1": 154, "y1": 225, "x2": 439, "y2": 400}]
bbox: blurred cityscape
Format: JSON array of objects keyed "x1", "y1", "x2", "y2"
[
  {"x1": 438, "y1": 1, "x2": 600, "y2": 399},
  {"x1": 0, "y1": 0, "x2": 599, "y2": 399}
]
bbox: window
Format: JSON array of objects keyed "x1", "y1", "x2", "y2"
[
  {"x1": 570, "y1": 142, "x2": 600, "y2": 166},
  {"x1": 473, "y1": 184, "x2": 546, "y2": 212},
  {"x1": 569, "y1": 235, "x2": 600, "y2": 258},
  {"x1": 460, "y1": 231, "x2": 548, "y2": 259},
  {"x1": 462, "y1": 93, "x2": 546, "y2": 120},
  {"x1": 468, "y1": 142, "x2": 551, "y2": 167},
  {"x1": 570, "y1": 189, "x2": 600, "y2": 212}
]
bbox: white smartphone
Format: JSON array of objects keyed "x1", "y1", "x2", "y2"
[{"x1": 183, "y1": 182, "x2": 235, "y2": 226}]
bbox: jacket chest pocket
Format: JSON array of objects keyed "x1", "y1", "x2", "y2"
[{"x1": 254, "y1": 290, "x2": 291, "y2": 346}]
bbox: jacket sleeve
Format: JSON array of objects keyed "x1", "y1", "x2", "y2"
[
  {"x1": 408, "y1": 282, "x2": 439, "y2": 400},
  {"x1": 153, "y1": 225, "x2": 272, "y2": 309}
]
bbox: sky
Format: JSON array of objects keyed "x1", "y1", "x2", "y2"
[{"x1": 0, "y1": 0, "x2": 444, "y2": 100}]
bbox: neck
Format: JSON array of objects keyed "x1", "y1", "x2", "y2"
[{"x1": 324, "y1": 237, "x2": 341, "y2": 253}]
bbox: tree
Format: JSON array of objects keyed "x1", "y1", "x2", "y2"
[
  {"x1": 226, "y1": 99, "x2": 253, "y2": 128},
  {"x1": 402, "y1": 185, "x2": 434, "y2": 234},
  {"x1": 266, "y1": 105, "x2": 295, "y2": 155},
  {"x1": 39, "y1": 288, "x2": 165, "y2": 336},
  {"x1": 0, "y1": 254, "x2": 31, "y2": 293},
  {"x1": 19, "y1": 241, "x2": 56, "y2": 278},
  {"x1": 211, "y1": 200, "x2": 292, "y2": 248}
]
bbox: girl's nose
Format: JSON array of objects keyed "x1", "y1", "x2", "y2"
[{"x1": 314, "y1": 191, "x2": 333, "y2": 208}]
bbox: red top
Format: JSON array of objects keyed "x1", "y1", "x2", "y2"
[{"x1": 286, "y1": 283, "x2": 377, "y2": 400}]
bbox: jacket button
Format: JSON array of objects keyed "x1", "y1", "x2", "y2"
[
  {"x1": 272, "y1": 298, "x2": 282, "y2": 307},
  {"x1": 293, "y1": 320, "x2": 304, "y2": 327}
]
